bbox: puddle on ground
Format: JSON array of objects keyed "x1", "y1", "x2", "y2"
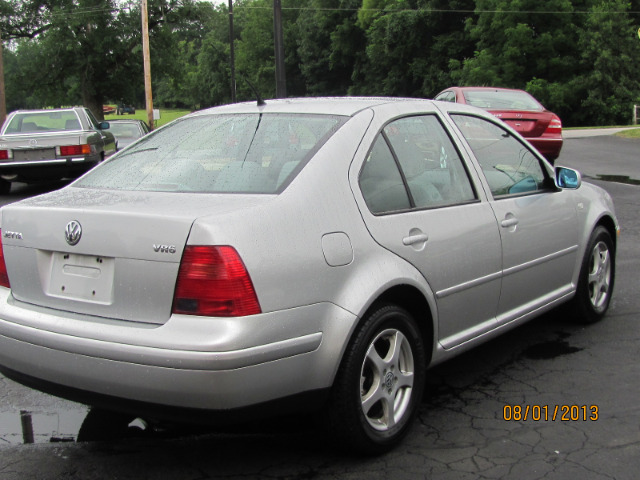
[
  {"x1": 0, "y1": 407, "x2": 88, "y2": 445},
  {"x1": 0, "y1": 408, "x2": 181, "y2": 445},
  {"x1": 592, "y1": 174, "x2": 640, "y2": 186},
  {"x1": 0, "y1": 408, "x2": 221, "y2": 446},
  {"x1": 522, "y1": 339, "x2": 582, "y2": 360}
]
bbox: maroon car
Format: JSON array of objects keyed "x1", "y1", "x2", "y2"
[{"x1": 435, "y1": 87, "x2": 563, "y2": 162}]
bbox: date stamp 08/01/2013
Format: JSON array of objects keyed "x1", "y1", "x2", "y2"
[{"x1": 503, "y1": 405, "x2": 599, "y2": 422}]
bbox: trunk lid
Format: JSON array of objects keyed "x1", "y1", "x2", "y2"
[
  {"x1": 1, "y1": 187, "x2": 267, "y2": 324},
  {"x1": 0, "y1": 132, "x2": 83, "y2": 163},
  {"x1": 489, "y1": 110, "x2": 553, "y2": 138}
]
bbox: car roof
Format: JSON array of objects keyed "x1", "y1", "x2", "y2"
[
  {"x1": 9, "y1": 107, "x2": 81, "y2": 114},
  {"x1": 108, "y1": 119, "x2": 145, "y2": 123},
  {"x1": 449, "y1": 86, "x2": 528, "y2": 94},
  {"x1": 191, "y1": 97, "x2": 436, "y2": 117}
]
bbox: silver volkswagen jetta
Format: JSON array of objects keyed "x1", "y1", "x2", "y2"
[{"x1": 0, "y1": 98, "x2": 617, "y2": 453}]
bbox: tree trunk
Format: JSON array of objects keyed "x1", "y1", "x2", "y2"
[{"x1": 82, "y1": 82, "x2": 105, "y2": 121}]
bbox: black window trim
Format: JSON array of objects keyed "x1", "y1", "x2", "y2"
[
  {"x1": 448, "y1": 112, "x2": 556, "y2": 200},
  {"x1": 358, "y1": 113, "x2": 482, "y2": 216}
]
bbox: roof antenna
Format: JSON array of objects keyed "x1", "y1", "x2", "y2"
[{"x1": 241, "y1": 74, "x2": 266, "y2": 107}]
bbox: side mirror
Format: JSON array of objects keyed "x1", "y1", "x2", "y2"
[
  {"x1": 555, "y1": 166, "x2": 581, "y2": 189},
  {"x1": 99, "y1": 121, "x2": 110, "y2": 130}
]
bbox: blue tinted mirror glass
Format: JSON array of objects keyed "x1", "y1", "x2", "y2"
[{"x1": 556, "y1": 167, "x2": 581, "y2": 189}]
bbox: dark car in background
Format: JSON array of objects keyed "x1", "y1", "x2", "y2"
[
  {"x1": 0, "y1": 107, "x2": 117, "y2": 193},
  {"x1": 107, "y1": 119, "x2": 150, "y2": 149},
  {"x1": 116, "y1": 104, "x2": 136, "y2": 115},
  {"x1": 435, "y1": 87, "x2": 563, "y2": 162}
]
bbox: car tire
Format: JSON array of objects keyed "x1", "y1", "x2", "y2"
[
  {"x1": 77, "y1": 408, "x2": 142, "y2": 442},
  {"x1": 0, "y1": 179, "x2": 10, "y2": 195},
  {"x1": 569, "y1": 226, "x2": 615, "y2": 323},
  {"x1": 324, "y1": 303, "x2": 426, "y2": 454}
]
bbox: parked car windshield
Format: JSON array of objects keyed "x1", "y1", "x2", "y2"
[
  {"x1": 3, "y1": 111, "x2": 81, "y2": 134},
  {"x1": 462, "y1": 90, "x2": 543, "y2": 111},
  {"x1": 76, "y1": 113, "x2": 346, "y2": 194}
]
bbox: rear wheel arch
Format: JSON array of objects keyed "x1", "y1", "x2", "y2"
[
  {"x1": 357, "y1": 284, "x2": 435, "y2": 367},
  {"x1": 325, "y1": 292, "x2": 433, "y2": 453}
]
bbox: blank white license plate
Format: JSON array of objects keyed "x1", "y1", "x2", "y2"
[{"x1": 47, "y1": 252, "x2": 115, "y2": 304}]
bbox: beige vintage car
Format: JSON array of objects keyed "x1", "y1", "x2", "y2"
[{"x1": 0, "y1": 107, "x2": 117, "y2": 193}]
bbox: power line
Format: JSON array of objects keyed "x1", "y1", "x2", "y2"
[{"x1": 15, "y1": 3, "x2": 640, "y2": 21}]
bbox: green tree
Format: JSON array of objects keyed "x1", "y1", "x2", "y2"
[
  {"x1": 576, "y1": 0, "x2": 640, "y2": 125},
  {"x1": 352, "y1": 0, "x2": 475, "y2": 97},
  {"x1": 2, "y1": 0, "x2": 205, "y2": 119},
  {"x1": 234, "y1": 0, "x2": 306, "y2": 100},
  {"x1": 296, "y1": 0, "x2": 365, "y2": 95},
  {"x1": 455, "y1": 0, "x2": 582, "y2": 87}
]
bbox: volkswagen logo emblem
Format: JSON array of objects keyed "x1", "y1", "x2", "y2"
[{"x1": 65, "y1": 220, "x2": 82, "y2": 246}]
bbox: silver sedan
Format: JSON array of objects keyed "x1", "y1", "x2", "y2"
[{"x1": 0, "y1": 98, "x2": 618, "y2": 453}]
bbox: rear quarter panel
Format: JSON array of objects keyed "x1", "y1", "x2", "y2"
[{"x1": 185, "y1": 107, "x2": 438, "y2": 346}]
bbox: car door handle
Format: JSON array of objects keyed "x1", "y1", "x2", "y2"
[
  {"x1": 402, "y1": 233, "x2": 429, "y2": 246},
  {"x1": 500, "y1": 216, "x2": 519, "y2": 228}
]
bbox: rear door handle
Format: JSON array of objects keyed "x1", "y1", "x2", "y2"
[
  {"x1": 402, "y1": 233, "x2": 429, "y2": 246},
  {"x1": 500, "y1": 215, "x2": 519, "y2": 228}
]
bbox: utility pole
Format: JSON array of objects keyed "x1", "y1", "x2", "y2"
[
  {"x1": 0, "y1": 34, "x2": 6, "y2": 126},
  {"x1": 228, "y1": 0, "x2": 236, "y2": 102},
  {"x1": 273, "y1": 0, "x2": 286, "y2": 98},
  {"x1": 141, "y1": 0, "x2": 154, "y2": 130}
]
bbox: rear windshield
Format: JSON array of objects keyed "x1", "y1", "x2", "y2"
[
  {"x1": 76, "y1": 113, "x2": 346, "y2": 194},
  {"x1": 3, "y1": 111, "x2": 81, "y2": 133},
  {"x1": 108, "y1": 122, "x2": 144, "y2": 139},
  {"x1": 462, "y1": 91, "x2": 543, "y2": 111}
]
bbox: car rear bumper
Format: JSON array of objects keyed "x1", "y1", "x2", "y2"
[
  {"x1": 527, "y1": 136, "x2": 563, "y2": 161},
  {"x1": 0, "y1": 290, "x2": 356, "y2": 410},
  {"x1": 0, "y1": 157, "x2": 99, "y2": 181}
]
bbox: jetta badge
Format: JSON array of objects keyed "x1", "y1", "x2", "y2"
[{"x1": 65, "y1": 220, "x2": 82, "y2": 246}]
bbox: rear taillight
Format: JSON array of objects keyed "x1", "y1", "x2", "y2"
[
  {"x1": 57, "y1": 144, "x2": 92, "y2": 156},
  {"x1": 545, "y1": 115, "x2": 562, "y2": 133},
  {"x1": 172, "y1": 246, "x2": 261, "y2": 317},
  {"x1": 0, "y1": 149, "x2": 12, "y2": 160},
  {"x1": 0, "y1": 233, "x2": 11, "y2": 288}
]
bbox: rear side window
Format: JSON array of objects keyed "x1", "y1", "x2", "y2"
[
  {"x1": 76, "y1": 113, "x2": 346, "y2": 194},
  {"x1": 360, "y1": 115, "x2": 477, "y2": 214},
  {"x1": 461, "y1": 90, "x2": 543, "y2": 111}
]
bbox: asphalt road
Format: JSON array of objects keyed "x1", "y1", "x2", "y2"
[{"x1": 0, "y1": 134, "x2": 639, "y2": 480}]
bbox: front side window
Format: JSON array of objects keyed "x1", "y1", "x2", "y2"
[
  {"x1": 76, "y1": 113, "x2": 346, "y2": 194},
  {"x1": 359, "y1": 115, "x2": 477, "y2": 214},
  {"x1": 451, "y1": 114, "x2": 549, "y2": 197},
  {"x1": 85, "y1": 109, "x2": 103, "y2": 129}
]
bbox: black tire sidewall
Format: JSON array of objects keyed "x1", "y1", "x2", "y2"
[
  {"x1": 574, "y1": 226, "x2": 615, "y2": 323},
  {"x1": 328, "y1": 304, "x2": 426, "y2": 453}
]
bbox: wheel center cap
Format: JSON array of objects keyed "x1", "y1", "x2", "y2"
[{"x1": 384, "y1": 371, "x2": 395, "y2": 389}]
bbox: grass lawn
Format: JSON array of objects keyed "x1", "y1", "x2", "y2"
[
  {"x1": 615, "y1": 128, "x2": 640, "y2": 139},
  {"x1": 104, "y1": 107, "x2": 191, "y2": 128}
]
